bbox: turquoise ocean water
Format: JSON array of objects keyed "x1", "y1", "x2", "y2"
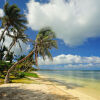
[{"x1": 38, "y1": 70, "x2": 100, "y2": 99}]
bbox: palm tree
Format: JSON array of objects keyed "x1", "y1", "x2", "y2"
[
  {"x1": 15, "y1": 54, "x2": 35, "y2": 72},
  {"x1": 4, "y1": 27, "x2": 58, "y2": 83},
  {"x1": 34, "y1": 27, "x2": 58, "y2": 66},
  {"x1": 5, "y1": 49, "x2": 35, "y2": 83},
  {"x1": 21, "y1": 54, "x2": 35, "y2": 72},
  {"x1": 4, "y1": 28, "x2": 29, "y2": 59},
  {"x1": 0, "y1": 2, "x2": 27, "y2": 42}
]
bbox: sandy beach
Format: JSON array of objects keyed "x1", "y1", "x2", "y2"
[
  {"x1": 0, "y1": 83, "x2": 78, "y2": 100},
  {"x1": 0, "y1": 73, "x2": 97, "y2": 100}
]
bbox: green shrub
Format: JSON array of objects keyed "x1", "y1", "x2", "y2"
[
  {"x1": 15, "y1": 72, "x2": 25, "y2": 78},
  {"x1": 14, "y1": 71, "x2": 38, "y2": 78},
  {"x1": 23, "y1": 72, "x2": 38, "y2": 78},
  {"x1": 0, "y1": 60, "x2": 12, "y2": 76}
]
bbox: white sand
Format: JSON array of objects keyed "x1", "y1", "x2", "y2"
[
  {"x1": 0, "y1": 83, "x2": 78, "y2": 100},
  {"x1": 0, "y1": 73, "x2": 97, "y2": 100}
]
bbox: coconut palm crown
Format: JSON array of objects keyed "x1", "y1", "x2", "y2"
[
  {"x1": 0, "y1": 2, "x2": 27, "y2": 41},
  {"x1": 34, "y1": 27, "x2": 58, "y2": 66}
]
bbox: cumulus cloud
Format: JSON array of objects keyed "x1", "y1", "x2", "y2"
[
  {"x1": 26, "y1": 0, "x2": 100, "y2": 46},
  {"x1": 38, "y1": 54, "x2": 100, "y2": 66},
  {"x1": 0, "y1": 9, "x2": 4, "y2": 17},
  {"x1": 0, "y1": 29, "x2": 30, "y2": 55}
]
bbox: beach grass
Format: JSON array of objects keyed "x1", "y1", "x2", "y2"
[
  {"x1": 0, "y1": 72, "x2": 39, "y2": 84},
  {"x1": 18, "y1": 72, "x2": 39, "y2": 78},
  {"x1": 11, "y1": 77, "x2": 36, "y2": 84}
]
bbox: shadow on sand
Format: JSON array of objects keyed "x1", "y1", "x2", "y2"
[{"x1": 0, "y1": 85, "x2": 79, "y2": 100}]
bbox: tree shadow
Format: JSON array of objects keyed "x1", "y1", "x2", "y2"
[{"x1": 0, "y1": 85, "x2": 79, "y2": 100}]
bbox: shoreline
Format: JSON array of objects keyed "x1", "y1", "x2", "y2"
[
  {"x1": 36, "y1": 71, "x2": 97, "y2": 100},
  {"x1": 0, "y1": 71, "x2": 97, "y2": 100}
]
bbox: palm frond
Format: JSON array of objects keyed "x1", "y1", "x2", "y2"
[{"x1": 34, "y1": 27, "x2": 58, "y2": 65}]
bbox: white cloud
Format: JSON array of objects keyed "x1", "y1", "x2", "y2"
[
  {"x1": 63, "y1": 63, "x2": 94, "y2": 68},
  {"x1": 38, "y1": 54, "x2": 100, "y2": 65},
  {"x1": 26, "y1": 0, "x2": 100, "y2": 46},
  {"x1": 0, "y1": 29, "x2": 30, "y2": 55},
  {"x1": 0, "y1": 9, "x2": 4, "y2": 17}
]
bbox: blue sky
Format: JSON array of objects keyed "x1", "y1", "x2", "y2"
[{"x1": 0, "y1": 0, "x2": 100, "y2": 70}]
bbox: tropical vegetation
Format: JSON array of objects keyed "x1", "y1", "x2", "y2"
[{"x1": 0, "y1": 2, "x2": 57, "y2": 84}]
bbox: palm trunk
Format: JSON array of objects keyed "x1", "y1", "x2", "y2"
[
  {"x1": 35, "y1": 45, "x2": 38, "y2": 66},
  {"x1": 0, "y1": 27, "x2": 8, "y2": 42},
  {"x1": 23, "y1": 61, "x2": 31, "y2": 72},
  {"x1": 35, "y1": 51, "x2": 38, "y2": 66},
  {"x1": 23, "y1": 66, "x2": 29, "y2": 72},
  {"x1": 4, "y1": 49, "x2": 35, "y2": 83}
]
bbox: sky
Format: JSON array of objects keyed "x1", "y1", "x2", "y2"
[{"x1": 0, "y1": 0, "x2": 100, "y2": 70}]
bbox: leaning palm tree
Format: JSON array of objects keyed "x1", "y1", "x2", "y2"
[
  {"x1": 0, "y1": 2, "x2": 27, "y2": 42},
  {"x1": 4, "y1": 27, "x2": 58, "y2": 83},
  {"x1": 4, "y1": 28, "x2": 29, "y2": 59},
  {"x1": 22, "y1": 54, "x2": 36, "y2": 72},
  {"x1": 15, "y1": 54, "x2": 35, "y2": 72}
]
